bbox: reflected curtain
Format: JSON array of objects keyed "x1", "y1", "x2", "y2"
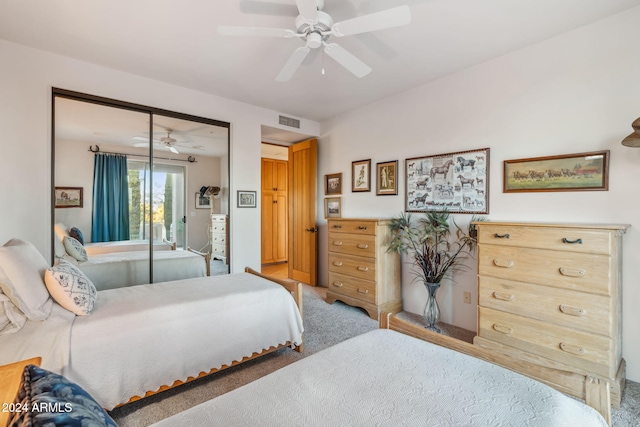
[{"x1": 92, "y1": 153, "x2": 130, "y2": 242}]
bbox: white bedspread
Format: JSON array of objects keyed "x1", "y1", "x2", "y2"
[
  {"x1": 84, "y1": 240, "x2": 173, "y2": 256},
  {"x1": 64, "y1": 272, "x2": 303, "y2": 410},
  {"x1": 0, "y1": 304, "x2": 74, "y2": 372},
  {"x1": 151, "y1": 329, "x2": 607, "y2": 427},
  {"x1": 78, "y1": 249, "x2": 206, "y2": 290}
]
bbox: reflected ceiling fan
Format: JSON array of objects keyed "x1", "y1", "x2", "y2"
[
  {"x1": 133, "y1": 130, "x2": 204, "y2": 154},
  {"x1": 218, "y1": 0, "x2": 411, "y2": 81}
]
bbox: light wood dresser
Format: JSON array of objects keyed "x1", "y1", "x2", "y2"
[
  {"x1": 211, "y1": 214, "x2": 228, "y2": 264},
  {"x1": 473, "y1": 221, "x2": 628, "y2": 413},
  {"x1": 326, "y1": 218, "x2": 401, "y2": 320}
]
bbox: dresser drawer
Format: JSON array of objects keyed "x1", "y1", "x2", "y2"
[
  {"x1": 328, "y1": 252, "x2": 376, "y2": 281},
  {"x1": 212, "y1": 233, "x2": 226, "y2": 244},
  {"x1": 212, "y1": 223, "x2": 226, "y2": 233},
  {"x1": 478, "y1": 245, "x2": 611, "y2": 295},
  {"x1": 328, "y1": 272, "x2": 375, "y2": 304},
  {"x1": 479, "y1": 276, "x2": 611, "y2": 337},
  {"x1": 478, "y1": 224, "x2": 612, "y2": 255},
  {"x1": 328, "y1": 220, "x2": 377, "y2": 236},
  {"x1": 478, "y1": 307, "x2": 614, "y2": 378},
  {"x1": 211, "y1": 215, "x2": 227, "y2": 223},
  {"x1": 328, "y1": 233, "x2": 376, "y2": 258},
  {"x1": 212, "y1": 244, "x2": 226, "y2": 257}
]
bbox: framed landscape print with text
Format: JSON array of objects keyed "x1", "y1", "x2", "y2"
[{"x1": 405, "y1": 148, "x2": 489, "y2": 214}]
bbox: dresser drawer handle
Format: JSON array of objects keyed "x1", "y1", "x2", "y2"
[
  {"x1": 357, "y1": 288, "x2": 369, "y2": 294},
  {"x1": 559, "y1": 304, "x2": 586, "y2": 317},
  {"x1": 333, "y1": 224, "x2": 342, "y2": 229},
  {"x1": 559, "y1": 267, "x2": 585, "y2": 277},
  {"x1": 332, "y1": 241, "x2": 343, "y2": 246},
  {"x1": 494, "y1": 233, "x2": 510, "y2": 239},
  {"x1": 357, "y1": 244, "x2": 369, "y2": 249},
  {"x1": 560, "y1": 342, "x2": 585, "y2": 356},
  {"x1": 562, "y1": 237, "x2": 583, "y2": 244},
  {"x1": 357, "y1": 266, "x2": 369, "y2": 272},
  {"x1": 492, "y1": 292, "x2": 514, "y2": 302},
  {"x1": 493, "y1": 259, "x2": 514, "y2": 268},
  {"x1": 492, "y1": 324, "x2": 512, "y2": 335},
  {"x1": 358, "y1": 226, "x2": 368, "y2": 230},
  {"x1": 332, "y1": 281, "x2": 343, "y2": 288},
  {"x1": 332, "y1": 261, "x2": 343, "y2": 267}
]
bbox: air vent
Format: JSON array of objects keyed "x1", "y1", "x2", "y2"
[{"x1": 279, "y1": 115, "x2": 300, "y2": 129}]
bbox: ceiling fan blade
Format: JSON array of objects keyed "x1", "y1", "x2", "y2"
[
  {"x1": 295, "y1": 0, "x2": 319, "y2": 24},
  {"x1": 217, "y1": 26, "x2": 295, "y2": 38},
  {"x1": 276, "y1": 46, "x2": 311, "y2": 82},
  {"x1": 324, "y1": 43, "x2": 371, "y2": 78},
  {"x1": 168, "y1": 146, "x2": 179, "y2": 154},
  {"x1": 331, "y1": 5, "x2": 411, "y2": 37}
]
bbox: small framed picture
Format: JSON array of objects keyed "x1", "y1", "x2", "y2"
[
  {"x1": 237, "y1": 190, "x2": 257, "y2": 208},
  {"x1": 55, "y1": 187, "x2": 83, "y2": 208},
  {"x1": 376, "y1": 160, "x2": 398, "y2": 196},
  {"x1": 325, "y1": 172, "x2": 342, "y2": 195},
  {"x1": 352, "y1": 159, "x2": 371, "y2": 192},
  {"x1": 324, "y1": 197, "x2": 342, "y2": 218},
  {"x1": 195, "y1": 193, "x2": 211, "y2": 209}
]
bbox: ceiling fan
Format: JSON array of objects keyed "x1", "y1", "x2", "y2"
[
  {"x1": 133, "y1": 130, "x2": 204, "y2": 154},
  {"x1": 218, "y1": 0, "x2": 411, "y2": 81}
]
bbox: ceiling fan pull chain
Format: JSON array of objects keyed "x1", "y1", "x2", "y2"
[{"x1": 321, "y1": 49, "x2": 325, "y2": 75}]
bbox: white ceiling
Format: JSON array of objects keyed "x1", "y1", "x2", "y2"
[{"x1": 2, "y1": 0, "x2": 639, "y2": 124}]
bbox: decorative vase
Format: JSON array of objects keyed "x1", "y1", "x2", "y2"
[{"x1": 423, "y1": 282, "x2": 441, "y2": 333}]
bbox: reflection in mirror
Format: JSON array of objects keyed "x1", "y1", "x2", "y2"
[{"x1": 53, "y1": 94, "x2": 230, "y2": 290}]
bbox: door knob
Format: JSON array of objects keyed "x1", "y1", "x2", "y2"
[{"x1": 305, "y1": 227, "x2": 318, "y2": 233}]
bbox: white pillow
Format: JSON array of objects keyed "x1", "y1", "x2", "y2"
[
  {"x1": 44, "y1": 260, "x2": 97, "y2": 316},
  {"x1": 0, "y1": 291, "x2": 27, "y2": 335},
  {"x1": 63, "y1": 236, "x2": 88, "y2": 262},
  {"x1": 53, "y1": 231, "x2": 66, "y2": 259},
  {"x1": 0, "y1": 239, "x2": 52, "y2": 320}
]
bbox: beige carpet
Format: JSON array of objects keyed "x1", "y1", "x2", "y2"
[{"x1": 109, "y1": 284, "x2": 640, "y2": 426}]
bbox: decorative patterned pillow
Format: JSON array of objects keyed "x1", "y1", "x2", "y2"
[
  {"x1": 0, "y1": 291, "x2": 27, "y2": 335},
  {"x1": 9, "y1": 364, "x2": 117, "y2": 427},
  {"x1": 44, "y1": 260, "x2": 96, "y2": 316},
  {"x1": 63, "y1": 236, "x2": 88, "y2": 262},
  {"x1": 0, "y1": 239, "x2": 52, "y2": 321},
  {"x1": 69, "y1": 227, "x2": 85, "y2": 245}
]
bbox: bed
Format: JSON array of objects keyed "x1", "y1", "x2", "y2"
[
  {"x1": 54, "y1": 223, "x2": 210, "y2": 290},
  {"x1": 146, "y1": 313, "x2": 609, "y2": 427},
  {"x1": 0, "y1": 251, "x2": 304, "y2": 411}
]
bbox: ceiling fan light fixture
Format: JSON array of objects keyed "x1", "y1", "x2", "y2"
[
  {"x1": 306, "y1": 32, "x2": 322, "y2": 49},
  {"x1": 621, "y1": 117, "x2": 640, "y2": 147}
]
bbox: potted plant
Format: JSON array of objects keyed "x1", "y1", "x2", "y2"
[{"x1": 387, "y1": 210, "x2": 483, "y2": 332}]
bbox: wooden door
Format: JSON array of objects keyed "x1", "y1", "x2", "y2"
[
  {"x1": 288, "y1": 139, "x2": 318, "y2": 285},
  {"x1": 261, "y1": 158, "x2": 288, "y2": 264}
]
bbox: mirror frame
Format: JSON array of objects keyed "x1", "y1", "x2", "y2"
[{"x1": 51, "y1": 88, "x2": 231, "y2": 281}]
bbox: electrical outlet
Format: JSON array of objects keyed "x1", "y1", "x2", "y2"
[{"x1": 463, "y1": 292, "x2": 471, "y2": 304}]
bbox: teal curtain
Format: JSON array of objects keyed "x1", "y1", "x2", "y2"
[{"x1": 92, "y1": 153, "x2": 130, "y2": 242}]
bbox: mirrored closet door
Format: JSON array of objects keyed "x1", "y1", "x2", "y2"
[{"x1": 52, "y1": 90, "x2": 230, "y2": 285}]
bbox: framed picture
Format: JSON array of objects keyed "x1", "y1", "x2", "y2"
[
  {"x1": 504, "y1": 150, "x2": 609, "y2": 193},
  {"x1": 324, "y1": 197, "x2": 342, "y2": 218},
  {"x1": 195, "y1": 193, "x2": 211, "y2": 209},
  {"x1": 54, "y1": 187, "x2": 83, "y2": 208},
  {"x1": 352, "y1": 159, "x2": 371, "y2": 192},
  {"x1": 325, "y1": 172, "x2": 342, "y2": 195},
  {"x1": 376, "y1": 160, "x2": 398, "y2": 196},
  {"x1": 405, "y1": 148, "x2": 489, "y2": 214},
  {"x1": 237, "y1": 190, "x2": 257, "y2": 208}
]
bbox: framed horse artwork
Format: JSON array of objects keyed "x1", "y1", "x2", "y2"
[{"x1": 405, "y1": 148, "x2": 490, "y2": 214}]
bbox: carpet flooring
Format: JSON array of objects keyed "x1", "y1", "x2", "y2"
[{"x1": 109, "y1": 284, "x2": 640, "y2": 426}]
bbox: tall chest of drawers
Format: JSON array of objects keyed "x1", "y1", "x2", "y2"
[
  {"x1": 473, "y1": 221, "x2": 628, "y2": 407},
  {"x1": 326, "y1": 218, "x2": 401, "y2": 320},
  {"x1": 211, "y1": 214, "x2": 228, "y2": 264}
]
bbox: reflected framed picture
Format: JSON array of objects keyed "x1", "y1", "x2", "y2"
[
  {"x1": 237, "y1": 190, "x2": 257, "y2": 208},
  {"x1": 376, "y1": 160, "x2": 398, "y2": 196},
  {"x1": 54, "y1": 187, "x2": 83, "y2": 208},
  {"x1": 325, "y1": 172, "x2": 342, "y2": 195},
  {"x1": 195, "y1": 193, "x2": 211, "y2": 209},
  {"x1": 352, "y1": 159, "x2": 371, "y2": 192},
  {"x1": 324, "y1": 197, "x2": 342, "y2": 218},
  {"x1": 504, "y1": 150, "x2": 609, "y2": 193}
]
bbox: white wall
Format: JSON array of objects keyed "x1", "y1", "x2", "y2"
[
  {"x1": 0, "y1": 39, "x2": 320, "y2": 274},
  {"x1": 319, "y1": 7, "x2": 640, "y2": 381}
]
